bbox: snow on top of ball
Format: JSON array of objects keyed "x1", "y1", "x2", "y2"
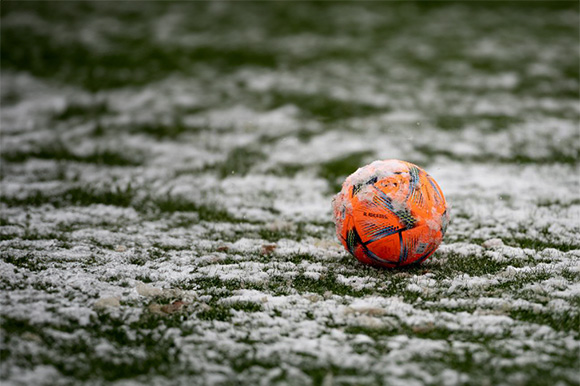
[{"x1": 345, "y1": 159, "x2": 408, "y2": 187}]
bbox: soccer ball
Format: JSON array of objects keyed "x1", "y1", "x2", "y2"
[{"x1": 332, "y1": 159, "x2": 449, "y2": 268}]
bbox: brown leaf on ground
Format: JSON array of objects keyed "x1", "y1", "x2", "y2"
[
  {"x1": 261, "y1": 244, "x2": 277, "y2": 255},
  {"x1": 160, "y1": 300, "x2": 189, "y2": 314},
  {"x1": 412, "y1": 322, "x2": 435, "y2": 334}
]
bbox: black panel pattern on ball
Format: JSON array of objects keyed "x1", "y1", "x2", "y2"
[
  {"x1": 345, "y1": 227, "x2": 362, "y2": 256},
  {"x1": 365, "y1": 245, "x2": 398, "y2": 266},
  {"x1": 360, "y1": 220, "x2": 402, "y2": 244},
  {"x1": 399, "y1": 232, "x2": 419, "y2": 264},
  {"x1": 407, "y1": 166, "x2": 424, "y2": 206},
  {"x1": 412, "y1": 243, "x2": 439, "y2": 266},
  {"x1": 370, "y1": 186, "x2": 417, "y2": 229},
  {"x1": 345, "y1": 227, "x2": 397, "y2": 267},
  {"x1": 351, "y1": 176, "x2": 378, "y2": 197},
  {"x1": 426, "y1": 175, "x2": 443, "y2": 205}
]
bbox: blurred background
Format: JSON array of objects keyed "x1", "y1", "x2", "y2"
[{"x1": 2, "y1": 2, "x2": 578, "y2": 176}]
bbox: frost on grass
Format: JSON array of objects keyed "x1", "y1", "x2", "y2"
[{"x1": 1, "y1": 2, "x2": 579, "y2": 386}]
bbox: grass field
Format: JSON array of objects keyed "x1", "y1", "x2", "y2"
[{"x1": 1, "y1": 2, "x2": 579, "y2": 385}]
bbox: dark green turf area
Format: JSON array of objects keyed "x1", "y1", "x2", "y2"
[{"x1": 1, "y1": 1, "x2": 578, "y2": 93}]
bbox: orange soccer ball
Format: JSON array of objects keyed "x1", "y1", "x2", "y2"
[{"x1": 332, "y1": 159, "x2": 449, "y2": 268}]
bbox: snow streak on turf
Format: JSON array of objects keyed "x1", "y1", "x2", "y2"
[{"x1": 1, "y1": 3, "x2": 579, "y2": 386}]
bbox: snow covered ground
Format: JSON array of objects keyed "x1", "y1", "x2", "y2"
[{"x1": 1, "y1": 2, "x2": 578, "y2": 385}]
